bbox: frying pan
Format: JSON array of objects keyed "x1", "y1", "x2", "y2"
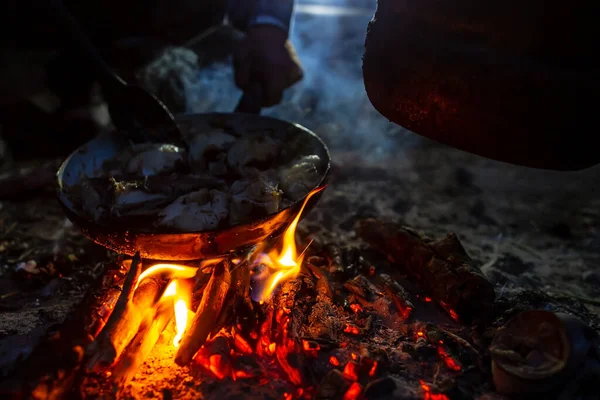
[{"x1": 56, "y1": 112, "x2": 330, "y2": 261}]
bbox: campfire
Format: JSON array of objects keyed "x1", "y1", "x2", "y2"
[
  {"x1": 13, "y1": 200, "x2": 600, "y2": 400},
  {"x1": 4, "y1": 179, "x2": 599, "y2": 400},
  {"x1": 3, "y1": 181, "x2": 505, "y2": 400}
]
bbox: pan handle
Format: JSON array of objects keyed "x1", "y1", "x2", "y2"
[
  {"x1": 48, "y1": 0, "x2": 127, "y2": 91},
  {"x1": 234, "y1": 83, "x2": 263, "y2": 114}
]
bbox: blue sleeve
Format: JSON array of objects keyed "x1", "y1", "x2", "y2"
[{"x1": 227, "y1": 0, "x2": 294, "y2": 35}]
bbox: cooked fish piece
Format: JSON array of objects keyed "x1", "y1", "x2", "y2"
[
  {"x1": 157, "y1": 189, "x2": 229, "y2": 232},
  {"x1": 75, "y1": 177, "x2": 111, "y2": 222},
  {"x1": 188, "y1": 130, "x2": 236, "y2": 171},
  {"x1": 229, "y1": 176, "x2": 282, "y2": 226},
  {"x1": 208, "y1": 153, "x2": 229, "y2": 177},
  {"x1": 278, "y1": 155, "x2": 321, "y2": 201},
  {"x1": 227, "y1": 136, "x2": 281, "y2": 173},
  {"x1": 125, "y1": 144, "x2": 185, "y2": 176},
  {"x1": 105, "y1": 143, "x2": 185, "y2": 177},
  {"x1": 111, "y1": 187, "x2": 173, "y2": 217}
]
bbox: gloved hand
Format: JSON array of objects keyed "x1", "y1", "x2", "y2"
[{"x1": 233, "y1": 25, "x2": 303, "y2": 107}]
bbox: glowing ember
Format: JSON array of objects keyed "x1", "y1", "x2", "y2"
[
  {"x1": 436, "y1": 346, "x2": 461, "y2": 371},
  {"x1": 420, "y1": 381, "x2": 450, "y2": 400},
  {"x1": 342, "y1": 361, "x2": 359, "y2": 381},
  {"x1": 349, "y1": 303, "x2": 363, "y2": 313},
  {"x1": 344, "y1": 325, "x2": 360, "y2": 335},
  {"x1": 439, "y1": 301, "x2": 460, "y2": 322},
  {"x1": 250, "y1": 186, "x2": 325, "y2": 302},
  {"x1": 343, "y1": 382, "x2": 362, "y2": 400},
  {"x1": 448, "y1": 309, "x2": 459, "y2": 322},
  {"x1": 368, "y1": 360, "x2": 378, "y2": 376},
  {"x1": 329, "y1": 355, "x2": 340, "y2": 366}
]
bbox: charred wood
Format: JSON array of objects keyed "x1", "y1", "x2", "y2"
[
  {"x1": 344, "y1": 275, "x2": 403, "y2": 329},
  {"x1": 86, "y1": 254, "x2": 167, "y2": 372},
  {"x1": 305, "y1": 264, "x2": 342, "y2": 343},
  {"x1": 212, "y1": 260, "x2": 252, "y2": 337},
  {"x1": 379, "y1": 274, "x2": 414, "y2": 320},
  {"x1": 0, "y1": 261, "x2": 124, "y2": 399},
  {"x1": 175, "y1": 260, "x2": 231, "y2": 366},
  {"x1": 356, "y1": 219, "x2": 495, "y2": 324}
]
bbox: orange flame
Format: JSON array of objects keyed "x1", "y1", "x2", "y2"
[
  {"x1": 136, "y1": 263, "x2": 198, "y2": 289},
  {"x1": 250, "y1": 186, "x2": 325, "y2": 302},
  {"x1": 163, "y1": 280, "x2": 193, "y2": 348}
]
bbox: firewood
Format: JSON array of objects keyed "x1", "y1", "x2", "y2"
[
  {"x1": 356, "y1": 219, "x2": 495, "y2": 324},
  {"x1": 175, "y1": 260, "x2": 231, "y2": 366},
  {"x1": 211, "y1": 260, "x2": 252, "y2": 337},
  {"x1": 193, "y1": 335, "x2": 233, "y2": 380},
  {"x1": 379, "y1": 274, "x2": 414, "y2": 320},
  {"x1": 306, "y1": 262, "x2": 333, "y2": 299},
  {"x1": 344, "y1": 275, "x2": 403, "y2": 329},
  {"x1": 86, "y1": 254, "x2": 166, "y2": 372},
  {"x1": 111, "y1": 299, "x2": 174, "y2": 393},
  {"x1": 0, "y1": 261, "x2": 123, "y2": 399}
]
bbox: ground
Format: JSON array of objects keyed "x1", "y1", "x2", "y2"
[{"x1": 1, "y1": 0, "x2": 599, "y2": 397}]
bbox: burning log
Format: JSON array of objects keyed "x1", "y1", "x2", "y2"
[
  {"x1": 175, "y1": 260, "x2": 231, "y2": 366},
  {"x1": 193, "y1": 334, "x2": 234, "y2": 380},
  {"x1": 356, "y1": 219, "x2": 495, "y2": 324},
  {"x1": 86, "y1": 254, "x2": 168, "y2": 372},
  {"x1": 212, "y1": 260, "x2": 253, "y2": 337},
  {"x1": 344, "y1": 275, "x2": 403, "y2": 329},
  {"x1": 110, "y1": 298, "x2": 174, "y2": 393}
]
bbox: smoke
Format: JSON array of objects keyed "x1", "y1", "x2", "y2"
[{"x1": 186, "y1": 0, "x2": 422, "y2": 161}]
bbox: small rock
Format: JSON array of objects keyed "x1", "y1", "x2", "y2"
[
  {"x1": 315, "y1": 369, "x2": 349, "y2": 399},
  {"x1": 364, "y1": 377, "x2": 397, "y2": 399},
  {"x1": 469, "y1": 200, "x2": 497, "y2": 225},
  {"x1": 547, "y1": 222, "x2": 573, "y2": 240},
  {"x1": 15, "y1": 260, "x2": 38, "y2": 274},
  {"x1": 414, "y1": 341, "x2": 437, "y2": 359},
  {"x1": 39, "y1": 278, "x2": 63, "y2": 298},
  {"x1": 455, "y1": 167, "x2": 474, "y2": 186},
  {"x1": 486, "y1": 269, "x2": 511, "y2": 286},
  {"x1": 582, "y1": 270, "x2": 600, "y2": 285},
  {"x1": 392, "y1": 198, "x2": 411, "y2": 215},
  {"x1": 495, "y1": 254, "x2": 533, "y2": 276}
]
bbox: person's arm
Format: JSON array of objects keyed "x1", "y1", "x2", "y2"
[{"x1": 227, "y1": 0, "x2": 294, "y2": 36}]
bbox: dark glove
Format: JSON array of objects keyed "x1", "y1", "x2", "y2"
[{"x1": 233, "y1": 25, "x2": 303, "y2": 107}]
